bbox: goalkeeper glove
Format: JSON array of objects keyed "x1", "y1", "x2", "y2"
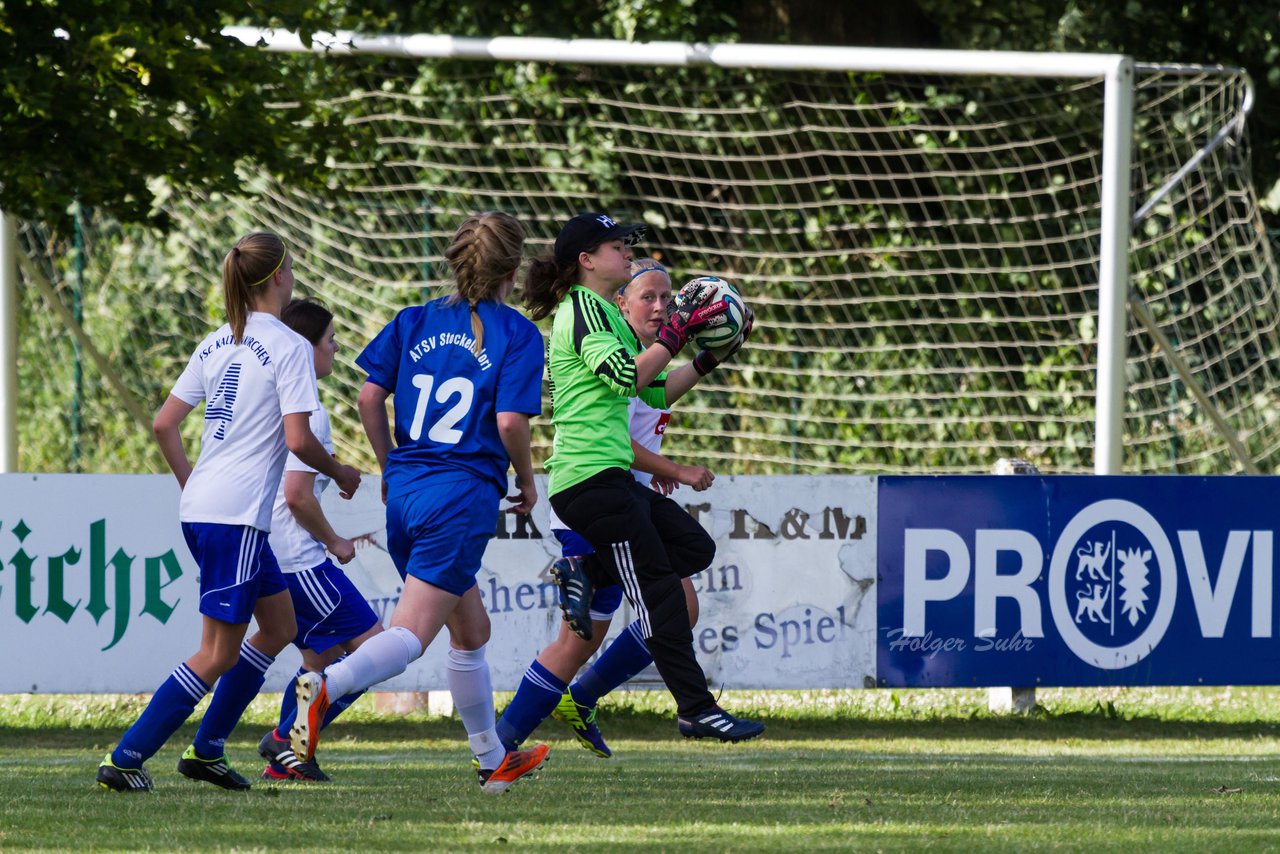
[{"x1": 655, "y1": 278, "x2": 731, "y2": 356}]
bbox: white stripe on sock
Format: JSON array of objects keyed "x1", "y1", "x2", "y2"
[
  {"x1": 523, "y1": 667, "x2": 564, "y2": 695},
  {"x1": 172, "y1": 665, "x2": 208, "y2": 701},
  {"x1": 238, "y1": 641, "x2": 273, "y2": 673}
]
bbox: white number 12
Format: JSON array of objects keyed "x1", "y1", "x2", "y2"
[{"x1": 408, "y1": 373, "x2": 474, "y2": 443}]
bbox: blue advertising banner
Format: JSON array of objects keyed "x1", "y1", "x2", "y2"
[{"x1": 877, "y1": 475, "x2": 1280, "y2": 687}]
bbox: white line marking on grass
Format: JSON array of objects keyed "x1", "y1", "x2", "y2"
[{"x1": 0, "y1": 757, "x2": 89, "y2": 766}]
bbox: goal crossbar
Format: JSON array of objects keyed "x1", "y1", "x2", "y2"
[{"x1": 222, "y1": 27, "x2": 1127, "y2": 78}]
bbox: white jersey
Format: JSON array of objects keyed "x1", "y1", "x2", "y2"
[
  {"x1": 268, "y1": 406, "x2": 333, "y2": 573},
  {"x1": 171, "y1": 312, "x2": 319, "y2": 531},
  {"x1": 549, "y1": 396, "x2": 671, "y2": 531},
  {"x1": 625, "y1": 396, "x2": 672, "y2": 489}
]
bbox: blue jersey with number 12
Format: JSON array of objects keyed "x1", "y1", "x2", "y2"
[{"x1": 356, "y1": 297, "x2": 544, "y2": 494}]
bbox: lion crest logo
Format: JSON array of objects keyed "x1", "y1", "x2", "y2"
[{"x1": 1049, "y1": 500, "x2": 1176, "y2": 670}]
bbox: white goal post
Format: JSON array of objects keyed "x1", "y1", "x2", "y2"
[{"x1": 224, "y1": 27, "x2": 1137, "y2": 475}]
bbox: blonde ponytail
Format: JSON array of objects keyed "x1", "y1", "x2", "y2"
[{"x1": 222, "y1": 233, "x2": 287, "y2": 343}]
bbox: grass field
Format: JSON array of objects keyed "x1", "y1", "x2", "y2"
[{"x1": 4, "y1": 687, "x2": 1280, "y2": 852}]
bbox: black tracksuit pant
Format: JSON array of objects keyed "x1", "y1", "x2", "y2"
[{"x1": 549, "y1": 467, "x2": 715, "y2": 716}]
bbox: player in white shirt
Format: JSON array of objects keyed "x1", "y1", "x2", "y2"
[
  {"x1": 97, "y1": 233, "x2": 361, "y2": 793},
  {"x1": 495, "y1": 259, "x2": 734, "y2": 757},
  {"x1": 255, "y1": 299, "x2": 384, "y2": 782}
]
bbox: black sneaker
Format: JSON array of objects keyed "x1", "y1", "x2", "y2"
[
  {"x1": 258, "y1": 729, "x2": 330, "y2": 782},
  {"x1": 97, "y1": 753, "x2": 153, "y2": 792},
  {"x1": 677, "y1": 705, "x2": 765, "y2": 743},
  {"x1": 550, "y1": 556, "x2": 593, "y2": 641},
  {"x1": 176, "y1": 746, "x2": 251, "y2": 790}
]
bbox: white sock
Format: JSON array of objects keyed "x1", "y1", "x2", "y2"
[
  {"x1": 448, "y1": 645, "x2": 505, "y2": 770},
  {"x1": 325, "y1": 626, "x2": 422, "y2": 698}
]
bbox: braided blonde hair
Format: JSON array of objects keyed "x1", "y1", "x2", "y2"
[{"x1": 444, "y1": 212, "x2": 525, "y2": 355}]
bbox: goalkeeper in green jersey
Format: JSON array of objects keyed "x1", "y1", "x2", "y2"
[{"x1": 522, "y1": 212, "x2": 764, "y2": 742}]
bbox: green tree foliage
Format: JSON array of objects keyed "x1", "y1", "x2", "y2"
[
  {"x1": 0, "y1": 1, "x2": 404, "y2": 228},
  {"x1": 0, "y1": 0, "x2": 739, "y2": 229}
]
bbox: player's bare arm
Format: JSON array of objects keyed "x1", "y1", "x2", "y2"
[
  {"x1": 630, "y1": 440, "x2": 713, "y2": 492},
  {"x1": 657, "y1": 362, "x2": 704, "y2": 408},
  {"x1": 356, "y1": 381, "x2": 393, "y2": 505},
  {"x1": 153, "y1": 395, "x2": 196, "y2": 489},
  {"x1": 356, "y1": 381, "x2": 394, "y2": 474},
  {"x1": 283, "y1": 412, "x2": 361, "y2": 499},
  {"x1": 497, "y1": 411, "x2": 536, "y2": 514},
  {"x1": 283, "y1": 470, "x2": 356, "y2": 564},
  {"x1": 634, "y1": 341, "x2": 675, "y2": 390}
]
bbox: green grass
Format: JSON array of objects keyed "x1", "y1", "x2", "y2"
[{"x1": 5, "y1": 688, "x2": 1280, "y2": 851}]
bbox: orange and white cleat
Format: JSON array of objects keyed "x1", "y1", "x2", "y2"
[
  {"x1": 289, "y1": 672, "x2": 331, "y2": 762},
  {"x1": 478, "y1": 744, "x2": 550, "y2": 795}
]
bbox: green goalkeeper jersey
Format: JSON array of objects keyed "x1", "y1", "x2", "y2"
[{"x1": 546, "y1": 284, "x2": 668, "y2": 496}]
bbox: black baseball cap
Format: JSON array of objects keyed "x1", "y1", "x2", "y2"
[{"x1": 554, "y1": 212, "x2": 646, "y2": 266}]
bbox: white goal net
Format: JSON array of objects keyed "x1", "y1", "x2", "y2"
[{"x1": 14, "y1": 44, "x2": 1280, "y2": 476}]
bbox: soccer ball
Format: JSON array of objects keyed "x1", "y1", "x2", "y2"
[{"x1": 682, "y1": 276, "x2": 748, "y2": 351}]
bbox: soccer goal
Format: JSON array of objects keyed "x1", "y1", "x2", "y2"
[{"x1": 10, "y1": 34, "x2": 1280, "y2": 476}]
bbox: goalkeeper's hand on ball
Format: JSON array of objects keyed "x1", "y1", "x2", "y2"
[
  {"x1": 693, "y1": 305, "x2": 754, "y2": 376},
  {"x1": 655, "y1": 278, "x2": 731, "y2": 355}
]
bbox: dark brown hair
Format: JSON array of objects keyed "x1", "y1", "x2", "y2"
[
  {"x1": 222, "y1": 232, "x2": 287, "y2": 343},
  {"x1": 282, "y1": 298, "x2": 333, "y2": 346},
  {"x1": 523, "y1": 255, "x2": 581, "y2": 321}
]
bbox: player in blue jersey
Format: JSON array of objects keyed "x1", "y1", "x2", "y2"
[
  {"x1": 97, "y1": 233, "x2": 362, "y2": 793},
  {"x1": 497, "y1": 258, "x2": 741, "y2": 757},
  {"x1": 254, "y1": 298, "x2": 385, "y2": 782},
  {"x1": 289, "y1": 211, "x2": 550, "y2": 794}
]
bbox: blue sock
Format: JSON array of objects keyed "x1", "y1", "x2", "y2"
[
  {"x1": 495, "y1": 660, "x2": 567, "y2": 752},
  {"x1": 112, "y1": 664, "x2": 210, "y2": 767},
  {"x1": 276, "y1": 666, "x2": 306, "y2": 734},
  {"x1": 571, "y1": 620, "x2": 653, "y2": 709},
  {"x1": 192, "y1": 642, "x2": 274, "y2": 758},
  {"x1": 322, "y1": 689, "x2": 365, "y2": 728}
]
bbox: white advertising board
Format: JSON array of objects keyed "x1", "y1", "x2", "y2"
[{"x1": 2, "y1": 474, "x2": 876, "y2": 693}]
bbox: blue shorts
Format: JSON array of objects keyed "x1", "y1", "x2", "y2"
[
  {"x1": 553, "y1": 528, "x2": 623, "y2": 620},
  {"x1": 286, "y1": 560, "x2": 381, "y2": 653},
  {"x1": 386, "y1": 476, "x2": 500, "y2": 596},
  {"x1": 182, "y1": 522, "x2": 289, "y2": 624}
]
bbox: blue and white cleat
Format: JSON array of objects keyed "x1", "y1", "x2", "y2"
[
  {"x1": 550, "y1": 556, "x2": 594, "y2": 641},
  {"x1": 677, "y1": 705, "x2": 765, "y2": 743}
]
